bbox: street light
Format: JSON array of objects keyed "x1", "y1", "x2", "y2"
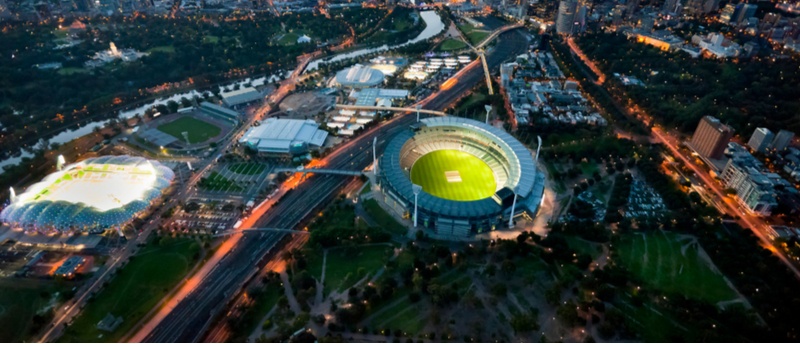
[
  {"x1": 412, "y1": 184, "x2": 422, "y2": 228},
  {"x1": 484, "y1": 104, "x2": 492, "y2": 124},
  {"x1": 416, "y1": 105, "x2": 421, "y2": 122}
]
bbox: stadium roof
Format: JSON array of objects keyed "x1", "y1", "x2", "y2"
[
  {"x1": 0, "y1": 156, "x2": 174, "y2": 233},
  {"x1": 380, "y1": 117, "x2": 538, "y2": 219},
  {"x1": 139, "y1": 128, "x2": 179, "y2": 146},
  {"x1": 221, "y1": 87, "x2": 263, "y2": 107},
  {"x1": 335, "y1": 64, "x2": 385, "y2": 88},
  {"x1": 239, "y1": 118, "x2": 328, "y2": 154},
  {"x1": 353, "y1": 88, "x2": 410, "y2": 106}
]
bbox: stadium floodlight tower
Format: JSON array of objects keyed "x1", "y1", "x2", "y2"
[
  {"x1": 416, "y1": 105, "x2": 421, "y2": 122},
  {"x1": 412, "y1": 184, "x2": 423, "y2": 227},
  {"x1": 8, "y1": 187, "x2": 15, "y2": 203},
  {"x1": 56, "y1": 154, "x2": 66, "y2": 171},
  {"x1": 484, "y1": 105, "x2": 492, "y2": 124}
]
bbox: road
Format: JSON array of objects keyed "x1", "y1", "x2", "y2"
[
  {"x1": 562, "y1": 38, "x2": 800, "y2": 279},
  {"x1": 131, "y1": 28, "x2": 529, "y2": 343}
]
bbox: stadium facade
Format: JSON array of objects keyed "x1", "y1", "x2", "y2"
[
  {"x1": 0, "y1": 156, "x2": 174, "y2": 233},
  {"x1": 379, "y1": 117, "x2": 545, "y2": 237}
]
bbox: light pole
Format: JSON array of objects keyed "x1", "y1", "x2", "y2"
[
  {"x1": 508, "y1": 186, "x2": 518, "y2": 228},
  {"x1": 484, "y1": 104, "x2": 492, "y2": 124},
  {"x1": 56, "y1": 154, "x2": 65, "y2": 171},
  {"x1": 9, "y1": 187, "x2": 15, "y2": 203},
  {"x1": 372, "y1": 136, "x2": 378, "y2": 177},
  {"x1": 412, "y1": 184, "x2": 422, "y2": 228},
  {"x1": 416, "y1": 105, "x2": 421, "y2": 122}
]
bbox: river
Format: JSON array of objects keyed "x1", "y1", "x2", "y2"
[
  {"x1": 0, "y1": 10, "x2": 444, "y2": 172},
  {"x1": 304, "y1": 10, "x2": 445, "y2": 72}
]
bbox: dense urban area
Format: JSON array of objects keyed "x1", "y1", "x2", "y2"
[{"x1": 0, "y1": 0, "x2": 799, "y2": 342}]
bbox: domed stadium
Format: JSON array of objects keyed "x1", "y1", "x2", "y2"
[
  {"x1": 0, "y1": 156, "x2": 174, "y2": 233},
  {"x1": 379, "y1": 117, "x2": 545, "y2": 237},
  {"x1": 335, "y1": 64, "x2": 385, "y2": 88}
]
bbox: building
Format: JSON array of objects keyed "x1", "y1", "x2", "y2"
[
  {"x1": 720, "y1": 144, "x2": 778, "y2": 215},
  {"x1": 335, "y1": 65, "x2": 385, "y2": 88},
  {"x1": 297, "y1": 34, "x2": 311, "y2": 44},
  {"x1": 692, "y1": 33, "x2": 742, "y2": 58},
  {"x1": 628, "y1": 30, "x2": 684, "y2": 51},
  {"x1": 770, "y1": 130, "x2": 795, "y2": 151},
  {"x1": 663, "y1": 0, "x2": 681, "y2": 14},
  {"x1": 351, "y1": 88, "x2": 409, "y2": 106},
  {"x1": 55, "y1": 256, "x2": 85, "y2": 278},
  {"x1": 734, "y1": 3, "x2": 757, "y2": 25},
  {"x1": 379, "y1": 117, "x2": 545, "y2": 237},
  {"x1": 555, "y1": 0, "x2": 578, "y2": 35},
  {"x1": 718, "y1": 4, "x2": 736, "y2": 23},
  {"x1": 239, "y1": 118, "x2": 328, "y2": 155},
  {"x1": 747, "y1": 127, "x2": 774, "y2": 153},
  {"x1": 200, "y1": 102, "x2": 240, "y2": 125},
  {"x1": 689, "y1": 116, "x2": 734, "y2": 159},
  {"x1": 220, "y1": 87, "x2": 263, "y2": 108}
]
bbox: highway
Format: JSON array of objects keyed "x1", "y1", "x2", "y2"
[{"x1": 134, "y1": 28, "x2": 529, "y2": 342}]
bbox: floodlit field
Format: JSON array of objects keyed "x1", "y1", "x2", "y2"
[
  {"x1": 29, "y1": 164, "x2": 157, "y2": 211},
  {"x1": 410, "y1": 150, "x2": 496, "y2": 201},
  {"x1": 616, "y1": 231, "x2": 738, "y2": 303},
  {"x1": 157, "y1": 116, "x2": 221, "y2": 144}
]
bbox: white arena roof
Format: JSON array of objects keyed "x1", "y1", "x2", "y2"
[
  {"x1": 335, "y1": 64, "x2": 385, "y2": 88},
  {"x1": 240, "y1": 118, "x2": 328, "y2": 154}
]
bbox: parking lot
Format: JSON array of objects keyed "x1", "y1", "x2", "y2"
[
  {"x1": 163, "y1": 201, "x2": 242, "y2": 234},
  {"x1": 194, "y1": 159, "x2": 281, "y2": 200}
]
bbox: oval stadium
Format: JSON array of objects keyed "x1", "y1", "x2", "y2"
[
  {"x1": 0, "y1": 156, "x2": 174, "y2": 234},
  {"x1": 379, "y1": 117, "x2": 545, "y2": 237}
]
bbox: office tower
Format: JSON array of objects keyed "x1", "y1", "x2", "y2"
[
  {"x1": 747, "y1": 127, "x2": 774, "y2": 153},
  {"x1": 556, "y1": 0, "x2": 578, "y2": 35},
  {"x1": 770, "y1": 130, "x2": 795, "y2": 151},
  {"x1": 690, "y1": 116, "x2": 735, "y2": 159}
]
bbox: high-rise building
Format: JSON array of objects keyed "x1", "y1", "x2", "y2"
[
  {"x1": 689, "y1": 116, "x2": 735, "y2": 159},
  {"x1": 702, "y1": 0, "x2": 719, "y2": 13},
  {"x1": 747, "y1": 127, "x2": 774, "y2": 153},
  {"x1": 718, "y1": 3, "x2": 735, "y2": 23},
  {"x1": 770, "y1": 130, "x2": 795, "y2": 151},
  {"x1": 735, "y1": 3, "x2": 757, "y2": 25},
  {"x1": 555, "y1": 0, "x2": 578, "y2": 35}
]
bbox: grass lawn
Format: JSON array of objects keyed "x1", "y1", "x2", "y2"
[
  {"x1": 202, "y1": 35, "x2": 220, "y2": 44},
  {"x1": 0, "y1": 279, "x2": 72, "y2": 342},
  {"x1": 564, "y1": 235, "x2": 603, "y2": 259},
  {"x1": 277, "y1": 32, "x2": 301, "y2": 46},
  {"x1": 410, "y1": 150, "x2": 496, "y2": 201},
  {"x1": 360, "y1": 182, "x2": 371, "y2": 195},
  {"x1": 579, "y1": 160, "x2": 599, "y2": 176},
  {"x1": 457, "y1": 23, "x2": 489, "y2": 45},
  {"x1": 369, "y1": 293, "x2": 426, "y2": 335},
  {"x1": 437, "y1": 38, "x2": 467, "y2": 51},
  {"x1": 198, "y1": 171, "x2": 243, "y2": 192},
  {"x1": 57, "y1": 67, "x2": 89, "y2": 75},
  {"x1": 309, "y1": 245, "x2": 393, "y2": 294},
  {"x1": 362, "y1": 199, "x2": 407, "y2": 235},
  {"x1": 615, "y1": 231, "x2": 738, "y2": 303},
  {"x1": 157, "y1": 116, "x2": 221, "y2": 144},
  {"x1": 228, "y1": 162, "x2": 266, "y2": 175},
  {"x1": 59, "y1": 239, "x2": 200, "y2": 343},
  {"x1": 147, "y1": 45, "x2": 175, "y2": 53},
  {"x1": 613, "y1": 295, "x2": 689, "y2": 342},
  {"x1": 454, "y1": 93, "x2": 488, "y2": 116}
]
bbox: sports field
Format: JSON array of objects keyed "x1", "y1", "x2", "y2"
[
  {"x1": 616, "y1": 231, "x2": 738, "y2": 303},
  {"x1": 157, "y1": 116, "x2": 221, "y2": 144},
  {"x1": 58, "y1": 239, "x2": 200, "y2": 343},
  {"x1": 410, "y1": 150, "x2": 496, "y2": 201}
]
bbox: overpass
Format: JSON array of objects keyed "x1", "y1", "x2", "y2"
[
  {"x1": 274, "y1": 166, "x2": 365, "y2": 176},
  {"x1": 475, "y1": 23, "x2": 524, "y2": 49},
  {"x1": 335, "y1": 104, "x2": 447, "y2": 116},
  {"x1": 212, "y1": 227, "x2": 309, "y2": 238}
]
